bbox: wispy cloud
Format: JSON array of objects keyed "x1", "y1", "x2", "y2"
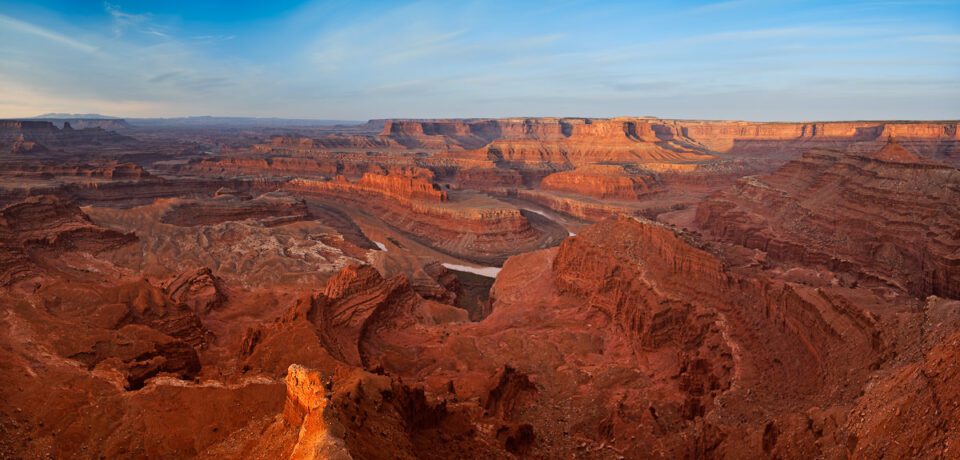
[
  {"x1": 693, "y1": 25, "x2": 887, "y2": 42},
  {"x1": 901, "y1": 34, "x2": 960, "y2": 44},
  {"x1": 104, "y1": 2, "x2": 145, "y2": 37},
  {"x1": 104, "y1": 3, "x2": 171, "y2": 39},
  {"x1": 0, "y1": 14, "x2": 98, "y2": 53},
  {"x1": 191, "y1": 34, "x2": 237, "y2": 43},
  {"x1": 0, "y1": 5, "x2": 248, "y2": 117},
  {"x1": 0, "y1": 0, "x2": 957, "y2": 120},
  {"x1": 148, "y1": 71, "x2": 182, "y2": 83},
  {"x1": 686, "y1": 0, "x2": 755, "y2": 14}
]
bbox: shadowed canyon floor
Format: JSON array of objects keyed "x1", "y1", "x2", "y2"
[{"x1": 0, "y1": 117, "x2": 958, "y2": 458}]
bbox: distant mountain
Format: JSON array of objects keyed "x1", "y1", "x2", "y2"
[
  {"x1": 34, "y1": 113, "x2": 121, "y2": 119},
  {"x1": 29, "y1": 114, "x2": 365, "y2": 129},
  {"x1": 126, "y1": 116, "x2": 364, "y2": 128}
]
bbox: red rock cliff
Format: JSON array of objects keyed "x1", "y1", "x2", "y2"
[
  {"x1": 540, "y1": 164, "x2": 661, "y2": 199},
  {"x1": 695, "y1": 143, "x2": 960, "y2": 299}
]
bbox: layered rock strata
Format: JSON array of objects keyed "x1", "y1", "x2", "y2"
[
  {"x1": 160, "y1": 191, "x2": 311, "y2": 227},
  {"x1": 539, "y1": 164, "x2": 661, "y2": 199},
  {"x1": 379, "y1": 118, "x2": 958, "y2": 164},
  {"x1": 696, "y1": 142, "x2": 960, "y2": 298},
  {"x1": 288, "y1": 174, "x2": 564, "y2": 264},
  {"x1": 0, "y1": 195, "x2": 136, "y2": 284}
]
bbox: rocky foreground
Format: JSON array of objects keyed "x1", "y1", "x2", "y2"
[{"x1": 0, "y1": 117, "x2": 958, "y2": 458}]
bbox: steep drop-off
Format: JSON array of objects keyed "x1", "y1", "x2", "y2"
[
  {"x1": 696, "y1": 141, "x2": 960, "y2": 299},
  {"x1": 287, "y1": 172, "x2": 566, "y2": 264},
  {"x1": 539, "y1": 164, "x2": 661, "y2": 200}
]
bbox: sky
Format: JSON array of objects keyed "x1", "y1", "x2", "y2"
[{"x1": 0, "y1": 0, "x2": 958, "y2": 121}]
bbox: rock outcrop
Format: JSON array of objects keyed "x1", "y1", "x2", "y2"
[
  {"x1": 379, "y1": 117, "x2": 959, "y2": 166},
  {"x1": 676, "y1": 120, "x2": 959, "y2": 161},
  {"x1": 309, "y1": 264, "x2": 424, "y2": 367},
  {"x1": 696, "y1": 142, "x2": 960, "y2": 298},
  {"x1": 845, "y1": 332, "x2": 960, "y2": 458},
  {"x1": 300, "y1": 171, "x2": 448, "y2": 204},
  {"x1": 10, "y1": 136, "x2": 48, "y2": 154},
  {"x1": 409, "y1": 260, "x2": 460, "y2": 305},
  {"x1": 161, "y1": 267, "x2": 227, "y2": 313},
  {"x1": 540, "y1": 164, "x2": 661, "y2": 199},
  {"x1": 0, "y1": 119, "x2": 133, "y2": 151},
  {"x1": 282, "y1": 364, "x2": 476, "y2": 460},
  {"x1": 241, "y1": 264, "x2": 465, "y2": 374},
  {"x1": 288, "y1": 174, "x2": 566, "y2": 264},
  {"x1": 160, "y1": 191, "x2": 312, "y2": 227},
  {"x1": 70, "y1": 324, "x2": 202, "y2": 391},
  {"x1": 553, "y1": 216, "x2": 728, "y2": 351},
  {"x1": 283, "y1": 364, "x2": 353, "y2": 460},
  {"x1": 0, "y1": 195, "x2": 136, "y2": 284}
]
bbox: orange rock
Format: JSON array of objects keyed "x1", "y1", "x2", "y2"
[
  {"x1": 696, "y1": 144, "x2": 960, "y2": 298},
  {"x1": 284, "y1": 364, "x2": 353, "y2": 460},
  {"x1": 540, "y1": 164, "x2": 660, "y2": 199}
]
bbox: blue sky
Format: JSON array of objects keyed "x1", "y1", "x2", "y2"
[{"x1": 0, "y1": 0, "x2": 958, "y2": 120}]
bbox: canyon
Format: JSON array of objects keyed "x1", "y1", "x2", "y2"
[{"x1": 0, "y1": 116, "x2": 958, "y2": 459}]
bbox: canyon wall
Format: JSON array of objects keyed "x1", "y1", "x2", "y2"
[
  {"x1": 540, "y1": 164, "x2": 661, "y2": 200},
  {"x1": 287, "y1": 173, "x2": 566, "y2": 264},
  {"x1": 695, "y1": 142, "x2": 960, "y2": 299},
  {"x1": 42, "y1": 118, "x2": 133, "y2": 130},
  {"x1": 483, "y1": 214, "x2": 891, "y2": 456},
  {"x1": 0, "y1": 195, "x2": 136, "y2": 284},
  {"x1": 0, "y1": 119, "x2": 133, "y2": 150},
  {"x1": 550, "y1": 215, "x2": 886, "y2": 394},
  {"x1": 3, "y1": 115, "x2": 958, "y2": 458},
  {"x1": 552, "y1": 216, "x2": 727, "y2": 351},
  {"x1": 377, "y1": 118, "x2": 959, "y2": 165}
]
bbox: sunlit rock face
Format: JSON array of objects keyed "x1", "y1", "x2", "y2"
[
  {"x1": 0, "y1": 116, "x2": 958, "y2": 459},
  {"x1": 696, "y1": 141, "x2": 960, "y2": 299}
]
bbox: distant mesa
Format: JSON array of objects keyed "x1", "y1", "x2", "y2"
[{"x1": 34, "y1": 112, "x2": 121, "y2": 119}]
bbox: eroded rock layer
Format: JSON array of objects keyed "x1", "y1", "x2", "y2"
[
  {"x1": 1, "y1": 115, "x2": 958, "y2": 460},
  {"x1": 287, "y1": 173, "x2": 566, "y2": 264},
  {"x1": 696, "y1": 141, "x2": 960, "y2": 299},
  {"x1": 540, "y1": 164, "x2": 661, "y2": 199},
  {"x1": 379, "y1": 117, "x2": 959, "y2": 164}
]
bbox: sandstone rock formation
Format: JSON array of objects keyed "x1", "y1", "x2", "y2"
[
  {"x1": 0, "y1": 119, "x2": 133, "y2": 152},
  {"x1": 161, "y1": 191, "x2": 312, "y2": 227},
  {"x1": 412, "y1": 260, "x2": 461, "y2": 304},
  {"x1": 162, "y1": 267, "x2": 228, "y2": 313},
  {"x1": 0, "y1": 195, "x2": 136, "y2": 284},
  {"x1": 675, "y1": 120, "x2": 959, "y2": 162},
  {"x1": 283, "y1": 364, "x2": 352, "y2": 459},
  {"x1": 288, "y1": 173, "x2": 567, "y2": 264},
  {"x1": 280, "y1": 363, "x2": 496, "y2": 460},
  {"x1": 540, "y1": 164, "x2": 661, "y2": 199},
  {"x1": 696, "y1": 141, "x2": 960, "y2": 298},
  {"x1": 845, "y1": 332, "x2": 960, "y2": 458},
  {"x1": 10, "y1": 136, "x2": 48, "y2": 154},
  {"x1": 1, "y1": 115, "x2": 958, "y2": 459},
  {"x1": 85, "y1": 198, "x2": 364, "y2": 286},
  {"x1": 379, "y1": 117, "x2": 958, "y2": 166},
  {"x1": 242, "y1": 264, "x2": 465, "y2": 372},
  {"x1": 43, "y1": 118, "x2": 132, "y2": 130},
  {"x1": 296, "y1": 170, "x2": 448, "y2": 204}
]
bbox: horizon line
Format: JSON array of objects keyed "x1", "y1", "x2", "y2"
[{"x1": 4, "y1": 114, "x2": 959, "y2": 124}]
